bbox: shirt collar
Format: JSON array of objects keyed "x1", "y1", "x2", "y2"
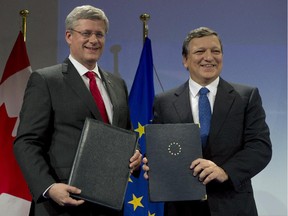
[
  {"x1": 68, "y1": 55, "x2": 101, "y2": 79},
  {"x1": 189, "y1": 77, "x2": 219, "y2": 98}
]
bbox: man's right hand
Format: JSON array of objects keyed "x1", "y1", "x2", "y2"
[{"x1": 47, "y1": 183, "x2": 85, "y2": 206}]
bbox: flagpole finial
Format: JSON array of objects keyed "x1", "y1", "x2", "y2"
[
  {"x1": 19, "y1": 9, "x2": 29, "y2": 42},
  {"x1": 140, "y1": 13, "x2": 150, "y2": 44}
]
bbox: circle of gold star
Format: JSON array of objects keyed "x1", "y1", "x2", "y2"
[{"x1": 168, "y1": 142, "x2": 182, "y2": 156}]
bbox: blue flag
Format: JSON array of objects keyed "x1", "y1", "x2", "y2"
[{"x1": 124, "y1": 38, "x2": 164, "y2": 216}]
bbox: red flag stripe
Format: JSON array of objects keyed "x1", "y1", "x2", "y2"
[{"x1": 0, "y1": 31, "x2": 30, "y2": 84}]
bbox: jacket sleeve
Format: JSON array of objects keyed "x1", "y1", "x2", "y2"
[
  {"x1": 14, "y1": 72, "x2": 57, "y2": 203},
  {"x1": 221, "y1": 87, "x2": 272, "y2": 191}
]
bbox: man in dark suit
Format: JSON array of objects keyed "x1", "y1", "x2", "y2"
[
  {"x1": 143, "y1": 27, "x2": 272, "y2": 216},
  {"x1": 14, "y1": 5, "x2": 141, "y2": 216}
]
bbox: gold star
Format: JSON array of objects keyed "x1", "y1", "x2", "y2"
[
  {"x1": 135, "y1": 122, "x2": 145, "y2": 138},
  {"x1": 148, "y1": 211, "x2": 156, "y2": 216},
  {"x1": 128, "y1": 194, "x2": 144, "y2": 211},
  {"x1": 128, "y1": 174, "x2": 133, "y2": 183}
]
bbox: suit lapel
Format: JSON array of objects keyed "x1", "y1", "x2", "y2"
[
  {"x1": 62, "y1": 59, "x2": 103, "y2": 120},
  {"x1": 98, "y1": 68, "x2": 120, "y2": 125},
  {"x1": 173, "y1": 81, "x2": 193, "y2": 123},
  {"x1": 209, "y1": 79, "x2": 236, "y2": 139}
]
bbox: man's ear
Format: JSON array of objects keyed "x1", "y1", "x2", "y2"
[
  {"x1": 182, "y1": 56, "x2": 188, "y2": 70},
  {"x1": 65, "y1": 30, "x2": 72, "y2": 46}
]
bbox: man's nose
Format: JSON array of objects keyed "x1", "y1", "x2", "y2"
[{"x1": 203, "y1": 50, "x2": 213, "y2": 60}]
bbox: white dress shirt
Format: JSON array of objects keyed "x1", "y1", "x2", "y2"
[{"x1": 188, "y1": 77, "x2": 219, "y2": 124}]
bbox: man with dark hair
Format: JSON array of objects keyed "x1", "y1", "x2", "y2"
[{"x1": 143, "y1": 27, "x2": 272, "y2": 216}]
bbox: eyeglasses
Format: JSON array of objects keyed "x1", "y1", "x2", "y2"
[{"x1": 70, "y1": 29, "x2": 105, "y2": 39}]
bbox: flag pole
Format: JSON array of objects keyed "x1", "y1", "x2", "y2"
[
  {"x1": 140, "y1": 13, "x2": 150, "y2": 43},
  {"x1": 19, "y1": 9, "x2": 29, "y2": 42},
  {"x1": 140, "y1": 13, "x2": 165, "y2": 92}
]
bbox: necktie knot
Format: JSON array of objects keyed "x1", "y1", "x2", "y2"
[
  {"x1": 199, "y1": 87, "x2": 209, "y2": 96},
  {"x1": 85, "y1": 71, "x2": 95, "y2": 80}
]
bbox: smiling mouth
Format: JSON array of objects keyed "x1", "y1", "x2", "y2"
[
  {"x1": 201, "y1": 64, "x2": 216, "y2": 67},
  {"x1": 85, "y1": 46, "x2": 99, "y2": 51}
]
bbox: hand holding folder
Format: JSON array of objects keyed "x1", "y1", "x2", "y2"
[{"x1": 145, "y1": 123, "x2": 206, "y2": 202}]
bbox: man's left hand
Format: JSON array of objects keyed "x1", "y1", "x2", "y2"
[{"x1": 190, "y1": 158, "x2": 228, "y2": 185}]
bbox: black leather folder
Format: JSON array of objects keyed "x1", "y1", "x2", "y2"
[
  {"x1": 145, "y1": 123, "x2": 206, "y2": 202},
  {"x1": 68, "y1": 118, "x2": 137, "y2": 211}
]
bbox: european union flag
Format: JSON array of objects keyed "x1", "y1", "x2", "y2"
[{"x1": 124, "y1": 38, "x2": 164, "y2": 216}]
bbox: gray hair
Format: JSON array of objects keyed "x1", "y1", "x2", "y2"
[
  {"x1": 65, "y1": 5, "x2": 109, "y2": 33},
  {"x1": 182, "y1": 27, "x2": 223, "y2": 57}
]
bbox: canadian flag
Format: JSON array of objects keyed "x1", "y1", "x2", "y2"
[{"x1": 0, "y1": 32, "x2": 32, "y2": 215}]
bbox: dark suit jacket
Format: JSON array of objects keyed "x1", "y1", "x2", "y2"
[
  {"x1": 14, "y1": 59, "x2": 131, "y2": 216},
  {"x1": 153, "y1": 78, "x2": 272, "y2": 216}
]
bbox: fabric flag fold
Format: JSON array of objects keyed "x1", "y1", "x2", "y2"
[
  {"x1": 0, "y1": 31, "x2": 32, "y2": 216},
  {"x1": 124, "y1": 37, "x2": 164, "y2": 216}
]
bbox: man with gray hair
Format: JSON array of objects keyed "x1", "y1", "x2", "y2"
[{"x1": 14, "y1": 5, "x2": 141, "y2": 216}]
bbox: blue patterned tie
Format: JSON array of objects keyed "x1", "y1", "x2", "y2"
[{"x1": 198, "y1": 87, "x2": 211, "y2": 147}]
